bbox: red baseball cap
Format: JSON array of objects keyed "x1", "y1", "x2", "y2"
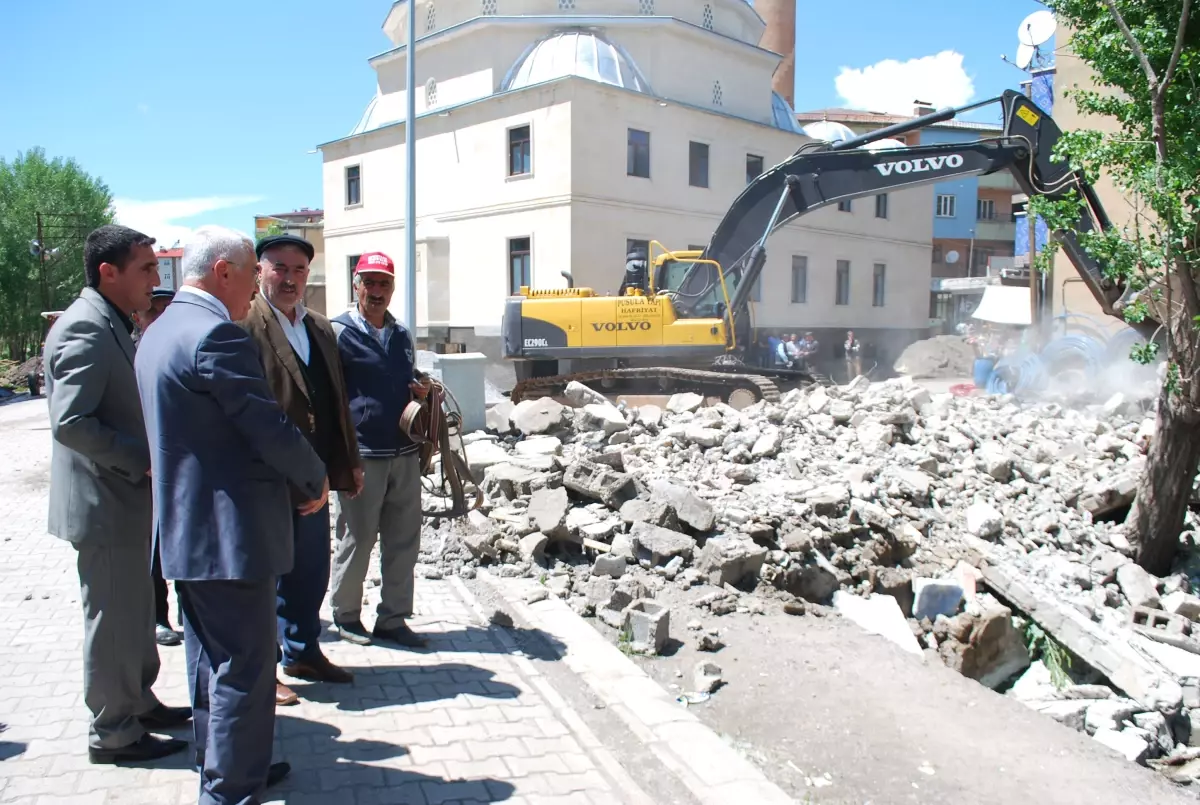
[{"x1": 355, "y1": 252, "x2": 395, "y2": 276}]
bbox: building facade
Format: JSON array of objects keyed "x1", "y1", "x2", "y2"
[
  {"x1": 154, "y1": 247, "x2": 181, "y2": 291},
  {"x1": 319, "y1": 0, "x2": 934, "y2": 369},
  {"x1": 794, "y1": 105, "x2": 1019, "y2": 332}
]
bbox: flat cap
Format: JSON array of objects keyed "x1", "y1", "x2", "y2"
[
  {"x1": 255, "y1": 233, "x2": 315, "y2": 261},
  {"x1": 151, "y1": 288, "x2": 176, "y2": 300}
]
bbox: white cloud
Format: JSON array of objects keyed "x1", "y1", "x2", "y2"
[
  {"x1": 112, "y1": 195, "x2": 264, "y2": 248},
  {"x1": 834, "y1": 50, "x2": 975, "y2": 115}
]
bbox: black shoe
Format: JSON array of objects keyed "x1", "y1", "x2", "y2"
[
  {"x1": 155, "y1": 624, "x2": 182, "y2": 646},
  {"x1": 267, "y1": 761, "x2": 291, "y2": 788},
  {"x1": 283, "y1": 654, "x2": 355, "y2": 684},
  {"x1": 89, "y1": 734, "x2": 187, "y2": 765},
  {"x1": 139, "y1": 704, "x2": 192, "y2": 731},
  {"x1": 334, "y1": 620, "x2": 372, "y2": 646},
  {"x1": 372, "y1": 620, "x2": 428, "y2": 649}
]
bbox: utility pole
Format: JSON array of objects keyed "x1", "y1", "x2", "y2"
[
  {"x1": 1027, "y1": 210, "x2": 1040, "y2": 348},
  {"x1": 404, "y1": 0, "x2": 417, "y2": 331},
  {"x1": 36, "y1": 213, "x2": 49, "y2": 313}
]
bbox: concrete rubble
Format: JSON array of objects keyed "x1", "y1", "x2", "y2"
[{"x1": 418, "y1": 376, "x2": 1200, "y2": 784}]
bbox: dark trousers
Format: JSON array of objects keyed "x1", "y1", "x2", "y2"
[
  {"x1": 179, "y1": 579, "x2": 276, "y2": 805},
  {"x1": 277, "y1": 503, "x2": 331, "y2": 667},
  {"x1": 151, "y1": 546, "x2": 174, "y2": 628}
]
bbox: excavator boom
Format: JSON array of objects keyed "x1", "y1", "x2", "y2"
[{"x1": 681, "y1": 90, "x2": 1144, "y2": 334}]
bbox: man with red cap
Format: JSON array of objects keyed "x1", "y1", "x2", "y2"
[{"x1": 329, "y1": 252, "x2": 430, "y2": 648}]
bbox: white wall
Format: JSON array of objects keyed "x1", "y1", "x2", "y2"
[{"x1": 322, "y1": 77, "x2": 931, "y2": 334}]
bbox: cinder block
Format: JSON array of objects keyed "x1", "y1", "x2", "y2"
[{"x1": 622, "y1": 599, "x2": 670, "y2": 655}]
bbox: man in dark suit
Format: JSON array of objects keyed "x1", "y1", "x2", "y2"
[
  {"x1": 135, "y1": 225, "x2": 328, "y2": 804},
  {"x1": 239, "y1": 234, "x2": 362, "y2": 702},
  {"x1": 44, "y1": 224, "x2": 191, "y2": 764}
]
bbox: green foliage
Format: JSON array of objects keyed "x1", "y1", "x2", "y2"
[
  {"x1": 1023, "y1": 621, "x2": 1073, "y2": 688},
  {"x1": 1032, "y1": 1, "x2": 1199, "y2": 379},
  {"x1": 0, "y1": 148, "x2": 114, "y2": 361}
]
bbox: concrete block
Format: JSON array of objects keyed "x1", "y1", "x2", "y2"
[
  {"x1": 1163, "y1": 591, "x2": 1200, "y2": 622},
  {"x1": 912, "y1": 578, "x2": 965, "y2": 620},
  {"x1": 1117, "y1": 563, "x2": 1162, "y2": 610},
  {"x1": 1092, "y1": 728, "x2": 1151, "y2": 764},
  {"x1": 433, "y1": 352, "x2": 488, "y2": 434},
  {"x1": 623, "y1": 599, "x2": 670, "y2": 655},
  {"x1": 592, "y1": 554, "x2": 627, "y2": 579},
  {"x1": 563, "y1": 460, "x2": 636, "y2": 509},
  {"x1": 832, "y1": 591, "x2": 923, "y2": 657}
]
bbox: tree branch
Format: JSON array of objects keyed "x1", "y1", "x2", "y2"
[
  {"x1": 1101, "y1": 0, "x2": 1160, "y2": 89},
  {"x1": 1161, "y1": 0, "x2": 1193, "y2": 95}
]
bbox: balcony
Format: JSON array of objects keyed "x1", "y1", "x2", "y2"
[
  {"x1": 979, "y1": 171, "x2": 1019, "y2": 190},
  {"x1": 974, "y1": 218, "x2": 1016, "y2": 241}
]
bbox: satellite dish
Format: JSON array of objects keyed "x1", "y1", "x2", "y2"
[
  {"x1": 1018, "y1": 10, "x2": 1056, "y2": 47},
  {"x1": 1015, "y1": 42, "x2": 1035, "y2": 70},
  {"x1": 946, "y1": 250, "x2": 960, "y2": 265}
]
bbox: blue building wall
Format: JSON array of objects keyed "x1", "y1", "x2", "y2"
[{"x1": 921, "y1": 128, "x2": 984, "y2": 239}]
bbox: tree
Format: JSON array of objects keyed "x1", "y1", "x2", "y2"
[
  {"x1": 1032, "y1": 1, "x2": 1198, "y2": 574},
  {"x1": 0, "y1": 148, "x2": 114, "y2": 361}
]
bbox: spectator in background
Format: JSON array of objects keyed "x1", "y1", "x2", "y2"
[
  {"x1": 133, "y1": 288, "x2": 184, "y2": 647},
  {"x1": 844, "y1": 329, "x2": 862, "y2": 381}
]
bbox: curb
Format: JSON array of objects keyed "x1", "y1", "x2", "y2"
[{"x1": 478, "y1": 571, "x2": 798, "y2": 805}]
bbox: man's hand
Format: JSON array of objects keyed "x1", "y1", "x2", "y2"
[
  {"x1": 348, "y1": 467, "x2": 365, "y2": 499},
  {"x1": 298, "y1": 477, "x2": 330, "y2": 516}
]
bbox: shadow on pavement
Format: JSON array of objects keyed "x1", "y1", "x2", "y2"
[
  {"x1": 418, "y1": 625, "x2": 567, "y2": 662},
  {"x1": 294, "y1": 662, "x2": 521, "y2": 712},
  {"x1": 0, "y1": 723, "x2": 25, "y2": 761},
  {"x1": 274, "y1": 714, "x2": 516, "y2": 802}
]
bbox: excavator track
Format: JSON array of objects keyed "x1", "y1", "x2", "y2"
[{"x1": 509, "y1": 365, "x2": 800, "y2": 406}]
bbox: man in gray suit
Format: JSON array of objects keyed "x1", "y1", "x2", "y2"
[
  {"x1": 136, "y1": 225, "x2": 328, "y2": 805},
  {"x1": 44, "y1": 224, "x2": 192, "y2": 764}
]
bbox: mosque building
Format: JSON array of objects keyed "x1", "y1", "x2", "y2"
[{"x1": 319, "y1": 0, "x2": 934, "y2": 361}]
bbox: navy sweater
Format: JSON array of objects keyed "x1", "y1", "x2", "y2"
[{"x1": 332, "y1": 312, "x2": 419, "y2": 458}]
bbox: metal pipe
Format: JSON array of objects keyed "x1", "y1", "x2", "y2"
[
  {"x1": 404, "y1": 0, "x2": 417, "y2": 330},
  {"x1": 829, "y1": 96, "x2": 1002, "y2": 152}
]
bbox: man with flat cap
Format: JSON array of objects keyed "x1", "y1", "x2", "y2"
[{"x1": 240, "y1": 233, "x2": 362, "y2": 699}]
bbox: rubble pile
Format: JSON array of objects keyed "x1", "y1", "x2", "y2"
[
  {"x1": 419, "y1": 377, "x2": 1200, "y2": 779},
  {"x1": 892, "y1": 335, "x2": 977, "y2": 379}
]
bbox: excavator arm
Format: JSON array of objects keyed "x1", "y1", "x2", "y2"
[{"x1": 678, "y1": 90, "x2": 1147, "y2": 336}]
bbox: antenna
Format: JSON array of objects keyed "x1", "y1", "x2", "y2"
[
  {"x1": 1015, "y1": 42, "x2": 1035, "y2": 70},
  {"x1": 1018, "y1": 9, "x2": 1056, "y2": 47}
]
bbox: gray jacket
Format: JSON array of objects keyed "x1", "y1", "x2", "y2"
[{"x1": 44, "y1": 287, "x2": 151, "y2": 545}]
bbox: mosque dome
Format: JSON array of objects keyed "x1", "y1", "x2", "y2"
[
  {"x1": 801, "y1": 120, "x2": 857, "y2": 144},
  {"x1": 502, "y1": 30, "x2": 651, "y2": 94},
  {"x1": 770, "y1": 92, "x2": 804, "y2": 133}
]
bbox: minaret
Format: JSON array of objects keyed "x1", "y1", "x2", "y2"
[{"x1": 757, "y1": 0, "x2": 796, "y2": 108}]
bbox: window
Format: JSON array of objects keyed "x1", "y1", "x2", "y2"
[
  {"x1": 872, "y1": 263, "x2": 886, "y2": 307},
  {"x1": 702, "y1": 3, "x2": 714, "y2": 30},
  {"x1": 936, "y1": 194, "x2": 956, "y2": 218},
  {"x1": 790, "y1": 256, "x2": 808, "y2": 304},
  {"x1": 626, "y1": 239, "x2": 650, "y2": 259},
  {"x1": 425, "y1": 2, "x2": 436, "y2": 31},
  {"x1": 746, "y1": 154, "x2": 764, "y2": 184},
  {"x1": 639, "y1": 0, "x2": 654, "y2": 13},
  {"x1": 712, "y1": 81, "x2": 723, "y2": 106},
  {"x1": 627, "y1": 128, "x2": 650, "y2": 178},
  {"x1": 837, "y1": 199, "x2": 852, "y2": 213},
  {"x1": 345, "y1": 165, "x2": 361, "y2": 206},
  {"x1": 508, "y1": 125, "x2": 531, "y2": 176},
  {"x1": 977, "y1": 198, "x2": 996, "y2": 220},
  {"x1": 932, "y1": 245, "x2": 943, "y2": 263},
  {"x1": 875, "y1": 193, "x2": 888, "y2": 219},
  {"x1": 425, "y1": 78, "x2": 438, "y2": 108},
  {"x1": 481, "y1": 0, "x2": 497, "y2": 14},
  {"x1": 835, "y1": 260, "x2": 850, "y2": 306},
  {"x1": 689, "y1": 141, "x2": 710, "y2": 188},
  {"x1": 347, "y1": 254, "x2": 362, "y2": 299},
  {"x1": 508, "y1": 238, "x2": 531, "y2": 293}
]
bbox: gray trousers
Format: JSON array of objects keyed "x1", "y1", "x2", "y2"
[
  {"x1": 330, "y1": 454, "x2": 422, "y2": 631},
  {"x1": 76, "y1": 542, "x2": 162, "y2": 749}
]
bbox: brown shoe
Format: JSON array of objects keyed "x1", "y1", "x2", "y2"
[
  {"x1": 275, "y1": 680, "x2": 299, "y2": 706},
  {"x1": 283, "y1": 654, "x2": 355, "y2": 684}
]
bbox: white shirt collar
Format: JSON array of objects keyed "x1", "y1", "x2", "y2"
[
  {"x1": 263, "y1": 295, "x2": 311, "y2": 364},
  {"x1": 178, "y1": 285, "x2": 230, "y2": 321}
]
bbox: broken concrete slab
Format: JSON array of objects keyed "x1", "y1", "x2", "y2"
[
  {"x1": 982, "y1": 563, "x2": 1183, "y2": 712},
  {"x1": 1117, "y1": 563, "x2": 1162, "y2": 610},
  {"x1": 1093, "y1": 727, "x2": 1151, "y2": 764},
  {"x1": 938, "y1": 607, "x2": 1031, "y2": 690},
  {"x1": 485, "y1": 400, "x2": 515, "y2": 433},
  {"x1": 874, "y1": 568, "x2": 915, "y2": 618},
  {"x1": 666, "y1": 392, "x2": 704, "y2": 414},
  {"x1": 528, "y1": 487, "x2": 570, "y2": 538},
  {"x1": 694, "y1": 660, "x2": 723, "y2": 694},
  {"x1": 618, "y1": 498, "x2": 680, "y2": 530},
  {"x1": 1163, "y1": 591, "x2": 1200, "y2": 622},
  {"x1": 511, "y1": 397, "x2": 571, "y2": 435},
  {"x1": 563, "y1": 460, "x2": 636, "y2": 509},
  {"x1": 695, "y1": 536, "x2": 769, "y2": 588},
  {"x1": 592, "y1": 554, "x2": 627, "y2": 579},
  {"x1": 965, "y1": 502, "x2": 1004, "y2": 538},
  {"x1": 579, "y1": 402, "x2": 629, "y2": 435},
  {"x1": 630, "y1": 521, "x2": 695, "y2": 566},
  {"x1": 564, "y1": 380, "x2": 608, "y2": 408},
  {"x1": 651, "y1": 481, "x2": 716, "y2": 532},
  {"x1": 832, "y1": 591, "x2": 924, "y2": 657}
]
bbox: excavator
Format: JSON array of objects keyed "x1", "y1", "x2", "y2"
[{"x1": 500, "y1": 89, "x2": 1146, "y2": 407}]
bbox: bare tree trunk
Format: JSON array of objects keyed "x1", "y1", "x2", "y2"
[{"x1": 1126, "y1": 383, "x2": 1200, "y2": 575}]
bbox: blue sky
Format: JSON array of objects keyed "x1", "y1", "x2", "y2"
[{"x1": 0, "y1": 0, "x2": 1051, "y2": 244}]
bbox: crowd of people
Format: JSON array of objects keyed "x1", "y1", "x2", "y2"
[{"x1": 43, "y1": 223, "x2": 430, "y2": 804}]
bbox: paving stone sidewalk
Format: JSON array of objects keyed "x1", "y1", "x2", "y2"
[{"x1": 0, "y1": 400, "x2": 650, "y2": 805}]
